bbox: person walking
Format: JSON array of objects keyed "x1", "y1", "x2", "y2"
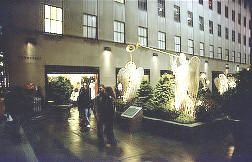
[
  {"x1": 93, "y1": 85, "x2": 117, "y2": 147},
  {"x1": 77, "y1": 83, "x2": 91, "y2": 128}
]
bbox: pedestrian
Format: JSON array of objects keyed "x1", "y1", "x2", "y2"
[
  {"x1": 93, "y1": 85, "x2": 117, "y2": 147},
  {"x1": 77, "y1": 83, "x2": 92, "y2": 128}
]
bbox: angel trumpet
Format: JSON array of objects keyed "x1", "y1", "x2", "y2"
[
  {"x1": 126, "y1": 44, "x2": 136, "y2": 53},
  {"x1": 126, "y1": 43, "x2": 179, "y2": 57}
]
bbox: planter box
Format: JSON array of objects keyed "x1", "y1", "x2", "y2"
[{"x1": 142, "y1": 116, "x2": 233, "y2": 140}]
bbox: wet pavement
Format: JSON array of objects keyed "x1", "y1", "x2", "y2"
[
  {"x1": 21, "y1": 107, "x2": 235, "y2": 162},
  {"x1": 0, "y1": 120, "x2": 37, "y2": 162}
]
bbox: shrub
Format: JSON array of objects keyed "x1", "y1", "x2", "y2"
[
  {"x1": 175, "y1": 113, "x2": 195, "y2": 124},
  {"x1": 48, "y1": 76, "x2": 73, "y2": 104},
  {"x1": 150, "y1": 74, "x2": 175, "y2": 109}
]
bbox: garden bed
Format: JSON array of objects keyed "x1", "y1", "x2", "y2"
[{"x1": 142, "y1": 115, "x2": 233, "y2": 141}]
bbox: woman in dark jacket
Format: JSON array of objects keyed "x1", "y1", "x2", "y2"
[{"x1": 93, "y1": 85, "x2": 117, "y2": 147}]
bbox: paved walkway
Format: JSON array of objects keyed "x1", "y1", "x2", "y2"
[
  {"x1": 0, "y1": 120, "x2": 38, "y2": 162},
  {"x1": 22, "y1": 107, "x2": 235, "y2": 162}
]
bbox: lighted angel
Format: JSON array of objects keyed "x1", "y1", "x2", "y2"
[
  {"x1": 172, "y1": 53, "x2": 200, "y2": 113},
  {"x1": 117, "y1": 61, "x2": 144, "y2": 102},
  {"x1": 214, "y1": 73, "x2": 238, "y2": 95}
]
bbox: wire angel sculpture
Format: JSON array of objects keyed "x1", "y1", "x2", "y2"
[
  {"x1": 214, "y1": 74, "x2": 233, "y2": 95},
  {"x1": 117, "y1": 61, "x2": 144, "y2": 102},
  {"x1": 172, "y1": 53, "x2": 200, "y2": 117}
]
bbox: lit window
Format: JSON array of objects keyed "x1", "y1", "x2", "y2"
[
  {"x1": 158, "y1": 0, "x2": 165, "y2": 17},
  {"x1": 199, "y1": 42, "x2": 204, "y2": 56},
  {"x1": 188, "y1": 39, "x2": 194, "y2": 54},
  {"x1": 187, "y1": 11, "x2": 193, "y2": 27},
  {"x1": 217, "y1": 47, "x2": 222, "y2": 59},
  {"x1": 174, "y1": 36, "x2": 181, "y2": 53},
  {"x1": 209, "y1": 45, "x2": 214, "y2": 58},
  {"x1": 199, "y1": 16, "x2": 204, "y2": 31},
  {"x1": 138, "y1": 27, "x2": 147, "y2": 47},
  {"x1": 138, "y1": 0, "x2": 147, "y2": 11},
  {"x1": 174, "y1": 5, "x2": 180, "y2": 22},
  {"x1": 44, "y1": 5, "x2": 62, "y2": 34},
  {"x1": 83, "y1": 14, "x2": 97, "y2": 39},
  {"x1": 158, "y1": 31, "x2": 166, "y2": 50},
  {"x1": 209, "y1": 20, "x2": 213, "y2": 34},
  {"x1": 0, "y1": 51, "x2": 9, "y2": 88},
  {"x1": 243, "y1": 53, "x2": 246, "y2": 63},
  {"x1": 231, "y1": 51, "x2": 235, "y2": 62},
  {"x1": 114, "y1": 21, "x2": 125, "y2": 43},
  {"x1": 236, "y1": 52, "x2": 241, "y2": 63}
]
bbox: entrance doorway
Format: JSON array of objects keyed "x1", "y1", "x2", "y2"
[{"x1": 45, "y1": 65, "x2": 99, "y2": 103}]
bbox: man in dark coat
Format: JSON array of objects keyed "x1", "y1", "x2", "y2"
[
  {"x1": 78, "y1": 83, "x2": 91, "y2": 127},
  {"x1": 93, "y1": 85, "x2": 117, "y2": 147}
]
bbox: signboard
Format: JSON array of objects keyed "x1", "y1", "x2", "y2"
[{"x1": 121, "y1": 106, "x2": 142, "y2": 118}]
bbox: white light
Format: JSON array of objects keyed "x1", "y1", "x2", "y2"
[
  {"x1": 204, "y1": 61, "x2": 208, "y2": 74},
  {"x1": 236, "y1": 65, "x2": 240, "y2": 72}
]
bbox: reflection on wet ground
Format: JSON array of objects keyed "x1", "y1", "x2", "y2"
[{"x1": 23, "y1": 107, "x2": 234, "y2": 162}]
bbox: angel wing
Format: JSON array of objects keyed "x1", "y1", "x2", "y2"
[{"x1": 188, "y1": 56, "x2": 200, "y2": 100}]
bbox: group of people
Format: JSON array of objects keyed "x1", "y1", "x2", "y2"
[{"x1": 77, "y1": 83, "x2": 117, "y2": 147}]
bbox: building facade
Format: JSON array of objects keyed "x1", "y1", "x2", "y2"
[{"x1": 3, "y1": 0, "x2": 252, "y2": 97}]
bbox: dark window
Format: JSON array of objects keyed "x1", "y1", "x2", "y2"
[
  {"x1": 238, "y1": 13, "x2": 241, "y2": 25},
  {"x1": 225, "y1": 27, "x2": 229, "y2": 40},
  {"x1": 244, "y1": 17, "x2": 247, "y2": 27},
  {"x1": 199, "y1": 16, "x2": 204, "y2": 31},
  {"x1": 238, "y1": 0, "x2": 241, "y2": 5},
  {"x1": 225, "y1": 49, "x2": 229, "y2": 61},
  {"x1": 188, "y1": 11, "x2": 193, "y2": 27},
  {"x1": 138, "y1": 0, "x2": 147, "y2": 11},
  {"x1": 244, "y1": 0, "x2": 247, "y2": 8},
  {"x1": 160, "y1": 70, "x2": 173, "y2": 76},
  {"x1": 238, "y1": 33, "x2": 241, "y2": 44},
  {"x1": 209, "y1": 20, "x2": 213, "y2": 34},
  {"x1": 209, "y1": 0, "x2": 213, "y2": 9},
  {"x1": 232, "y1": 10, "x2": 235, "y2": 22},
  {"x1": 199, "y1": 0, "x2": 203, "y2": 5},
  {"x1": 174, "y1": 5, "x2": 180, "y2": 22},
  {"x1": 225, "y1": 6, "x2": 228, "y2": 18},
  {"x1": 232, "y1": 30, "x2": 235, "y2": 42},
  {"x1": 217, "y1": 1, "x2": 221, "y2": 14},
  {"x1": 232, "y1": 0, "x2": 235, "y2": 2},
  {"x1": 244, "y1": 35, "x2": 246, "y2": 45},
  {"x1": 218, "y1": 24, "x2": 221, "y2": 37},
  {"x1": 249, "y1": 20, "x2": 252, "y2": 29},
  {"x1": 158, "y1": 0, "x2": 165, "y2": 17}
]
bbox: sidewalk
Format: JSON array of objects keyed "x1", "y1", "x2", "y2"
[{"x1": 0, "y1": 120, "x2": 38, "y2": 162}]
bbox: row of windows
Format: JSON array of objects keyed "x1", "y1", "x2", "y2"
[
  {"x1": 175, "y1": 5, "x2": 250, "y2": 30},
  {"x1": 44, "y1": 5, "x2": 249, "y2": 64},
  {"x1": 139, "y1": 0, "x2": 250, "y2": 28},
  {"x1": 115, "y1": 0, "x2": 250, "y2": 28},
  {"x1": 187, "y1": 40, "x2": 248, "y2": 63}
]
